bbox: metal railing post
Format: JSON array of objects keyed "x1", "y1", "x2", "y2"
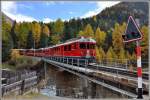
[
  {"x1": 77, "y1": 59, "x2": 79, "y2": 67},
  {"x1": 126, "y1": 59, "x2": 128, "y2": 70},
  {"x1": 72, "y1": 58, "x2": 73, "y2": 65},
  {"x1": 67, "y1": 58, "x2": 68, "y2": 64}
]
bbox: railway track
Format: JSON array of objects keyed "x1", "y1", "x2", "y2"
[{"x1": 88, "y1": 64, "x2": 149, "y2": 80}]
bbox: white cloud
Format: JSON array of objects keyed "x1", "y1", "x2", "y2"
[
  {"x1": 4, "y1": 11, "x2": 37, "y2": 22},
  {"x1": 2, "y1": 1, "x2": 37, "y2": 22},
  {"x1": 81, "y1": 1, "x2": 120, "y2": 18},
  {"x1": 2, "y1": 1, "x2": 17, "y2": 13},
  {"x1": 45, "y1": 1, "x2": 55, "y2": 6},
  {"x1": 43, "y1": 18, "x2": 54, "y2": 23},
  {"x1": 44, "y1": 1, "x2": 66, "y2": 5},
  {"x1": 69, "y1": 11, "x2": 74, "y2": 14}
]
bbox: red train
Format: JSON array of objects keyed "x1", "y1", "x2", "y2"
[{"x1": 19, "y1": 37, "x2": 96, "y2": 60}]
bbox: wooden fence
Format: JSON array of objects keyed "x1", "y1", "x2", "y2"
[{"x1": 2, "y1": 70, "x2": 37, "y2": 96}]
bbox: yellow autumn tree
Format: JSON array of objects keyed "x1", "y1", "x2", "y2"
[
  {"x1": 141, "y1": 25, "x2": 148, "y2": 58},
  {"x1": 95, "y1": 46, "x2": 101, "y2": 63},
  {"x1": 95, "y1": 27, "x2": 106, "y2": 47},
  {"x1": 11, "y1": 49, "x2": 21, "y2": 64},
  {"x1": 42, "y1": 24, "x2": 50, "y2": 36},
  {"x1": 126, "y1": 51, "x2": 132, "y2": 60},
  {"x1": 78, "y1": 30, "x2": 85, "y2": 37},
  {"x1": 118, "y1": 47, "x2": 126, "y2": 64},
  {"x1": 51, "y1": 34, "x2": 60, "y2": 45},
  {"x1": 93, "y1": 15, "x2": 97, "y2": 22},
  {"x1": 83, "y1": 24, "x2": 94, "y2": 38},
  {"x1": 131, "y1": 52, "x2": 136, "y2": 61},
  {"x1": 112, "y1": 22, "x2": 126, "y2": 57},
  {"x1": 32, "y1": 22, "x2": 41, "y2": 48},
  {"x1": 106, "y1": 47, "x2": 116, "y2": 65},
  {"x1": 99, "y1": 47, "x2": 106, "y2": 62},
  {"x1": 53, "y1": 18, "x2": 64, "y2": 34}
]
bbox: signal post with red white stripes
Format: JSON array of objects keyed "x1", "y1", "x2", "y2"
[
  {"x1": 136, "y1": 41, "x2": 143, "y2": 99},
  {"x1": 122, "y1": 16, "x2": 143, "y2": 99}
]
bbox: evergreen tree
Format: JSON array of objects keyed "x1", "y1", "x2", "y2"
[
  {"x1": 39, "y1": 33, "x2": 48, "y2": 48},
  {"x1": 10, "y1": 21, "x2": 18, "y2": 48},
  {"x1": 26, "y1": 30, "x2": 34, "y2": 49}
]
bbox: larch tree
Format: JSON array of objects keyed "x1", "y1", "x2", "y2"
[
  {"x1": 95, "y1": 27, "x2": 106, "y2": 47},
  {"x1": 51, "y1": 34, "x2": 60, "y2": 45},
  {"x1": 2, "y1": 16, "x2": 12, "y2": 62},
  {"x1": 99, "y1": 47, "x2": 106, "y2": 61},
  {"x1": 42, "y1": 24, "x2": 50, "y2": 36},
  {"x1": 15, "y1": 22, "x2": 31, "y2": 48},
  {"x1": 32, "y1": 22, "x2": 41, "y2": 48},
  {"x1": 106, "y1": 47, "x2": 116, "y2": 64},
  {"x1": 93, "y1": 15, "x2": 97, "y2": 22},
  {"x1": 39, "y1": 24, "x2": 50, "y2": 48},
  {"x1": 53, "y1": 18, "x2": 64, "y2": 35},
  {"x1": 141, "y1": 25, "x2": 148, "y2": 58},
  {"x1": 118, "y1": 47, "x2": 126, "y2": 64},
  {"x1": 78, "y1": 30, "x2": 84, "y2": 37},
  {"x1": 11, "y1": 49, "x2": 21, "y2": 64},
  {"x1": 95, "y1": 46, "x2": 101, "y2": 63},
  {"x1": 83, "y1": 24, "x2": 94, "y2": 38},
  {"x1": 126, "y1": 51, "x2": 132, "y2": 60},
  {"x1": 112, "y1": 22, "x2": 126, "y2": 57}
]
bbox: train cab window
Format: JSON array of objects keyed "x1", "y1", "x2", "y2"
[
  {"x1": 90, "y1": 44, "x2": 95, "y2": 49},
  {"x1": 80, "y1": 43, "x2": 86, "y2": 49}
]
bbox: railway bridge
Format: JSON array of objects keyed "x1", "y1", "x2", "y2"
[{"x1": 31, "y1": 56, "x2": 149, "y2": 98}]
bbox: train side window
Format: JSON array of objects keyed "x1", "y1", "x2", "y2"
[
  {"x1": 64, "y1": 46, "x2": 67, "y2": 51},
  {"x1": 80, "y1": 43, "x2": 86, "y2": 49},
  {"x1": 68, "y1": 45, "x2": 71, "y2": 51},
  {"x1": 87, "y1": 43, "x2": 90, "y2": 49},
  {"x1": 74, "y1": 43, "x2": 76, "y2": 49}
]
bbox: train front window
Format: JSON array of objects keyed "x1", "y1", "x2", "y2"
[
  {"x1": 90, "y1": 44, "x2": 95, "y2": 49},
  {"x1": 87, "y1": 43, "x2": 90, "y2": 49},
  {"x1": 80, "y1": 43, "x2": 86, "y2": 49}
]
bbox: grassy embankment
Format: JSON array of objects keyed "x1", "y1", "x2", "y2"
[{"x1": 2, "y1": 55, "x2": 40, "y2": 71}]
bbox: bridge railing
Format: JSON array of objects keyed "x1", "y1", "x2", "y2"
[
  {"x1": 44, "y1": 56, "x2": 148, "y2": 73},
  {"x1": 46, "y1": 56, "x2": 89, "y2": 68}
]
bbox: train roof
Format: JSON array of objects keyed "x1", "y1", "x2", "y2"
[
  {"x1": 44, "y1": 37, "x2": 96, "y2": 49},
  {"x1": 18, "y1": 37, "x2": 96, "y2": 51}
]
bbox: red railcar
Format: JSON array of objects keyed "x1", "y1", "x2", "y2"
[{"x1": 19, "y1": 37, "x2": 96, "y2": 59}]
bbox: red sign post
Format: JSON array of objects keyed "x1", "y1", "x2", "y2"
[{"x1": 122, "y1": 16, "x2": 143, "y2": 99}]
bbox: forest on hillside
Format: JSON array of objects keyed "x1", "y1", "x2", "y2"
[{"x1": 2, "y1": 2, "x2": 148, "y2": 68}]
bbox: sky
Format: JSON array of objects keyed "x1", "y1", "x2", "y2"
[{"x1": 2, "y1": 1, "x2": 120, "y2": 23}]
